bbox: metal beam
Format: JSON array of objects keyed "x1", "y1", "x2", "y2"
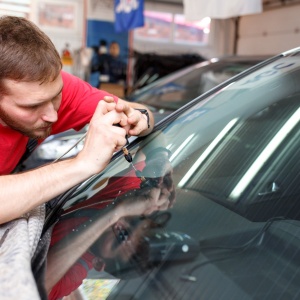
[{"x1": 145, "y1": 0, "x2": 183, "y2": 6}]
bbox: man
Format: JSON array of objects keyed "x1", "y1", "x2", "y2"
[
  {"x1": 104, "y1": 41, "x2": 127, "y2": 84},
  {"x1": 0, "y1": 16, "x2": 154, "y2": 225}
]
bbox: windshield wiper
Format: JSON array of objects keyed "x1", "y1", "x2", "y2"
[{"x1": 179, "y1": 216, "x2": 287, "y2": 282}]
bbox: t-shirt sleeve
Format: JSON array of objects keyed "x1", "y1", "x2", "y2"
[
  {"x1": 48, "y1": 257, "x2": 92, "y2": 299},
  {"x1": 52, "y1": 71, "x2": 119, "y2": 133}
]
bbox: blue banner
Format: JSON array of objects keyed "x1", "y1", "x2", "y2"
[{"x1": 114, "y1": 0, "x2": 144, "y2": 32}]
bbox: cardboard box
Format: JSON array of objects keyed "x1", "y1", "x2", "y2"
[{"x1": 100, "y1": 83, "x2": 125, "y2": 98}]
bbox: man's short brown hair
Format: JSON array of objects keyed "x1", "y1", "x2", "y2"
[{"x1": 0, "y1": 16, "x2": 62, "y2": 95}]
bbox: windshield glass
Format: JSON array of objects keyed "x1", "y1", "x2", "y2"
[
  {"x1": 45, "y1": 53, "x2": 300, "y2": 300},
  {"x1": 131, "y1": 60, "x2": 262, "y2": 110}
]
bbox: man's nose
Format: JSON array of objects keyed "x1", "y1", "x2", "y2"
[{"x1": 41, "y1": 103, "x2": 58, "y2": 123}]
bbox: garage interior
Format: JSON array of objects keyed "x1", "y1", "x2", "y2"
[
  {"x1": 3, "y1": 0, "x2": 296, "y2": 92},
  {"x1": 2, "y1": 1, "x2": 300, "y2": 299}
]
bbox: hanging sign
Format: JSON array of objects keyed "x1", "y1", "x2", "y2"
[
  {"x1": 114, "y1": 0, "x2": 144, "y2": 32},
  {"x1": 184, "y1": 0, "x2": 262, "y2": 21}
]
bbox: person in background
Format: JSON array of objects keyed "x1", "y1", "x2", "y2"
[
  {"x1": 97, "y1": 39, "x2": 111, "y2": 86},
  {"x1": 0, "y1": 15, "x2": 154, "y2": 225},
  {"x1": 98, "y1": 39, "x2": 108, "y2": 56},
  {"x1": 106, "y1": 41, "x2": 127, "y2": 85},
  {"x1": 90, "y1": 39, "x2": 110, "y2": 88},
  {"x1": 89, "y1": 45, "x2": 101, "y2": 87},
  {"x1": 95, "y1": 41, "x2": 128, "y2": 97}
]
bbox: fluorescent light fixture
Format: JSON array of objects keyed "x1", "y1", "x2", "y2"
[
  {"x1": 0, "y1": 3, "x2": 30, "y2": 12},
  {"x1": 0, "y1": 0, "x2": 30, "y2": 4},
  {"x1": 0, "y1": 9, "x2": 26, "y2": 16},
  {"x1": 178, "y1": 118, "x2": 239, "y2": 188},
  {"x1": 229, "y1": 107, "x2": 300, "y2": 200},
  {"x1": 210, "y1": 58, "x2": 219, "y2": 63},
  {"x1": 169, "y1": 134, "x2": 194, "y2": 162}
]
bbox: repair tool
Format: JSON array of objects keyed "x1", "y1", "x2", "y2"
[
  {"x1": 52, "y1": 108, "x2": 151, "y2": 184},
  {"x1": 52, "y1": 131, "x2": 149, "y2": 185},
  {"x1": 53, "y1": 130, "x2": 135, "y2": 167}
]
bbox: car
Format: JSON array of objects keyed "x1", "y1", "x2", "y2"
[
  {"x1": 33, "y1": 47, "x2": 300, "y2": 300},
  {"x1": 21, "y1": 126, "x2": 88, "y2": 171},
  {"x1": 131, "y1": 51, "x2": 206, "y2": 91},
  {"x1": 21, "y1": 125, "x2": 135, "y2": 171},
  {"x1": 22, "y1": 56, "x2": 266, "y2": 170},
  {"x1": 128, "y1": 55, "x2": 268, "y2": 122}
]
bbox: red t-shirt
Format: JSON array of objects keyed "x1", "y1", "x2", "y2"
[{"x1": 0, "y1": 71, "x2": 118, "y2": 175}]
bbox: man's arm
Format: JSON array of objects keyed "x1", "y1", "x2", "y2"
[
  {"x1": 0, "y1": 93, "x2": 155, "y2": 224},
  {"x1": 0, "y1": 101, "x2": 127, "y2": 224}
]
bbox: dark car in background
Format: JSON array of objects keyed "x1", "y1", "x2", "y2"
[
  {"x1": 22, "y1": 55, "x2": 266, "y2": 170},
  {"x1": 128, "y1": 55, "x2": 268, "y2": 122},
  {"x1": 131, "y1": 51, "x2": 206, "y2": 91},
  {"x1": 21, "y1": 125, "x2": 88, "y2": 171},
  {"x1": 35, "y1": 47, "x2": 300, "y2": 299}
]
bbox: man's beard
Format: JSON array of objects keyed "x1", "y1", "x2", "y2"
[{"x1": 0, "y1": 105, "x2": 52, "y2": 139}]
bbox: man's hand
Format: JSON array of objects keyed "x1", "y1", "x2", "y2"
[
  {"x1": 141, "y1": 155, "x2": 176, "y2": 209},
  {"x1": 103, "y1": 96, "x2": 154, "y2": 137},
  {"x1": 115, "y1": 184, "x2": 173, "y2": 219},
  {"x1": 76, "y1": 100, "x2": 127, "y2": 174},
  {"x1": 115, "y1": 158, "x2": 175, "y2": 219}
]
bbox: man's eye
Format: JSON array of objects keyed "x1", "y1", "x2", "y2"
[{"x1": 29, "y1": 105, "x2": 40, "y2": 109}]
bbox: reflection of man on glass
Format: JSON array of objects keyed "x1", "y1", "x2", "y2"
[{"x1": 46, "y1": 146, "x2": 175, "y2": 299}]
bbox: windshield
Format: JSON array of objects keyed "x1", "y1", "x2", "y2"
[
  {"x1": 130, "y1": 59, "x2": 262, "y2": 110},
  {"x1": 45, "y1": 53, "x2": 300, "y2": 300}
]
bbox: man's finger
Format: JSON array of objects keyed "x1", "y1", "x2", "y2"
[
  {"x1": 103, "y1": 95, "x2": 117, "y2": 103},
  {"x1": 91, "y1": 100, "x2": 116, "y2": 118}
]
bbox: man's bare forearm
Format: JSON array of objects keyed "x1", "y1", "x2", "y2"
[
  {"x1": 0, "y1": 99, "x2": 154, "y2": 225},
  {"x1": 0, "y1": 158, "x2": 93, "y2": 224},
  {"x1": 0, "y1": 102, "x2": 126, "y2": 224}
]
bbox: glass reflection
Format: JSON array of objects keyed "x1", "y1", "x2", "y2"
[{"x1": 46, "y1": 141, "x2": 176, "y2": 299}]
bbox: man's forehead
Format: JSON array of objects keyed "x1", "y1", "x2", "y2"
[{"x1": 3, "y1": 77, "x2": 63, "y2": 104}]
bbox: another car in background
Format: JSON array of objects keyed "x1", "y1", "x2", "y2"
[
  {"x1": 22, "y1": 126, "x2": 88, "y2": 170},
  {"x1": 131, "y1": 51, "x2": 206, "y2": 91},
  {"x1": 128, "y1": 55, "x2": 269, "y2": 122},
  {"x1": 34, "y1": 47, "x2": 300, "y2": 299}
]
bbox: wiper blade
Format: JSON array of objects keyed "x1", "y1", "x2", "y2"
[{"x1": 179, "y1": 216, "x2": 287, "y2": 282}]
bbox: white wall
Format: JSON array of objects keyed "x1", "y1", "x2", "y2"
[
  {"x1": 86, "y1": 0, "x2": 224, "y2": 59},
  {"x1": 28, "y1": 0, "x2": 235, "y2": 60},
  {"x1": 30, "y1": 0, "x2": 85, "y2": 59},
  {"x1": 238, "y1": 4, "x2": 300, "y2": 56},
  {"x1": 87, "y1": 0, "x2": 114, "y2": 21},
  {"x1": 134, "y1": 2, "x2": 214, "y2": 58},
  {"x1": 27, "y1": 1, "x2": 300, "y2": 63},
  {"x1": 209, "y1": 18, "x2": 235, "y2": 58}
]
